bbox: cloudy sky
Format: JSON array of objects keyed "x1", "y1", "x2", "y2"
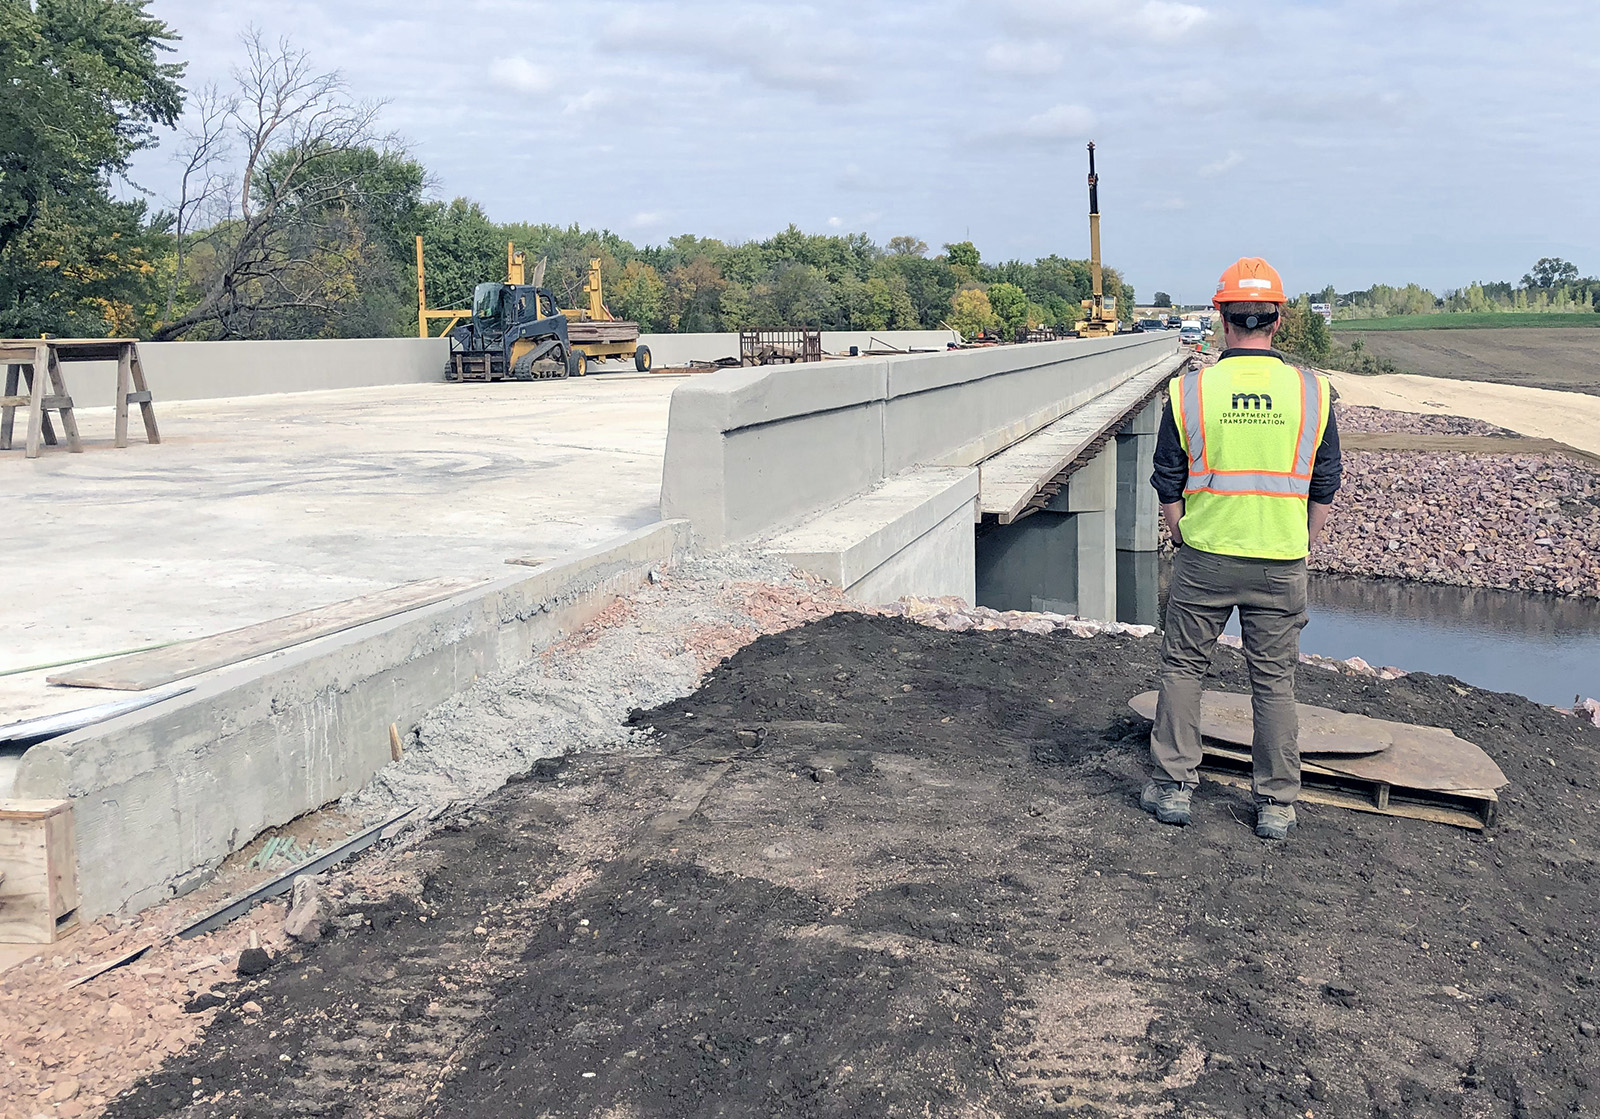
[{"x1": 128, "y1": 0, "x2": 1600, "y2": 303}]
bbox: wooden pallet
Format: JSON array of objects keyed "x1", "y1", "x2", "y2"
[{"x1": 1199, "y1": 744, "x2": 1499, "y2": 830}]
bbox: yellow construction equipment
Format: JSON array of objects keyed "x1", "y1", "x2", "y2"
[
  {"x1": 418, "y1": 240, "x2": 653, "y2": 378},
  {"x1": 561, "y1": 258, "x2": 651, "y2": 371},
  {"x1": 1074, "y1": 141, "x2": 1118, "y2": 339},
  {"x1": 415, "y1": 235, "x2": 471, "y2": 339}
]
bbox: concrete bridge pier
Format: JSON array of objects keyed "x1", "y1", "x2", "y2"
[
  {"x1": 971, "y1": 440, "x2": 1118, "y2": 619},
  {"x1": 1116, "y1": 398, "x2": 1162, "y2": 553},
  {"x1": 1113, "y1": 397, "x2": 1163, "y2": 625}
]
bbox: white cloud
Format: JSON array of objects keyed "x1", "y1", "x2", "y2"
[
  {"x1": 1199, "y1": 150, "x2": 1242, "y2": 177},
  {"x1": 562, "y1": 89, "x2": 612, "y2": 115},
  {"x1": 827, "y1": 216, "x2": 843, "y2": 228},
  {"x1": 992, "y1": 0, "x2": 1215, "y2": 43},
  {"x1": 607, "y1": 5, "x2": 866, "y2": 101},
  {"x1": 1133, "y1": 0, "x2": 1213, "y2": 40},
  {"x1": 488, "y1": 56, "x2": 554, "y2": 95},
  {"x1": 118, "y1": 0, "x2": 1600, "y2": 302},
  {"x1": 1021, "y1": 103, "x2": 1096, "y2": 139},
  {"x1": 982, "y1": 41, "x2": 1062, "y2": 75}
]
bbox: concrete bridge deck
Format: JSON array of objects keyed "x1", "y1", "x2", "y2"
[{"x1": 2, "y1": 376, "x2": 681, "y2": 722}]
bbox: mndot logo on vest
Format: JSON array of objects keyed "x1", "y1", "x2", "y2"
[
  {"x1": 1169, "y1": 352, "x2": 1331, "y2": 560},
  {"x1": 1223, "y1": 390, "x2": 1285, "y2": 423}
]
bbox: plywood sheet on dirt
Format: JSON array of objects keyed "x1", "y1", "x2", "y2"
[
  {"x1": 49, "y1": 576, "x2": 488, "y2": 692},
  {"x1": 1129, "y1": 690, "x2": 1508, "y2": 793}
]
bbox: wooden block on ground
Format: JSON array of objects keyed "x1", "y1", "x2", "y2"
[{"x1": 0, "y1": 799, "x2": 79, "y2": 944}]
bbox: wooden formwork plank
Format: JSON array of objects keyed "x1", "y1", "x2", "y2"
[{"x1": 49, "y1": 576, "x2": 489, "y2": 691}]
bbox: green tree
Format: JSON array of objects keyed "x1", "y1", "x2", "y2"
[
  {"x1": 988, "y1": 281, "x2": 1030, "y2": 337},
  {"x1": 416, "y1": 198, "x2": 503, "y2": 313},
  {"x1": 0, "y1": 0, "x2": 183, "y2": 260},
  {"x1": 0, "y1": 0, "x2": 184, "y2": 334},
  {"x1": 1524, "y1": 257, "x2": 1580, "y2": 290},
  {"x1": 610, "y1": 260, "x2": 665, "y2": 330},
  {"x1": 944, "y1": 240, "x2": 981, "y2": 285},
  {"x1": 887, "y1": 235, "x2": 927, "y2": 257},
  {"x1": 0, "y1": 194, "x2": 165, "y2": 336},
  {"x1": 1277, "y1": 297, "x2": 1331, "y2": 364},
  {"x1": 665, "y1": 255, "x2": 726, "y2": 331},
  {"x1": 948, "y1": 287, "x2": 996, "y2": 339},
  {"x1": 1152, "y1": 291, "x2": 1172, "y2": 308},
  {"x1": 772, "y1": 263, "x2": 834, "y2": 327}
]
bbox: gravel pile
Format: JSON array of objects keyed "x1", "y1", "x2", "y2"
[
  {"x1": 343, "y1": 550, "x2": 861, "y2": 818},
  {"x1": 1334, "y1": 403, "x2": 1517, "y2": 436},
  {"x1": 1313, "y1": 449, "x2": 1600, "y2": 598}
]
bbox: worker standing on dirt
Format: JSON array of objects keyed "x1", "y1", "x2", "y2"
[{"x1": 1142, "y1": 257, "x2": 1341, "y2": 839}]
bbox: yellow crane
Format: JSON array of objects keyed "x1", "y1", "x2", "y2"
[{"x1": 1074, "y1": 141, "x2": 1118, "y2": 339}]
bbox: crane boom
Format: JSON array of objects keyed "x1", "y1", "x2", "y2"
[{"x1": 1075, "y1": 141, "x2": 1117, "y2": 338}]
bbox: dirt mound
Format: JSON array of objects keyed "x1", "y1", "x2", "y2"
[{"x1": 107, "y1": 614, "x2": 1600, "y2": 1118}]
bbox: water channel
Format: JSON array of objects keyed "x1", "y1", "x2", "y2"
[{"x1": 979, "y1": 538, "x2": 1600, "y2": 707}]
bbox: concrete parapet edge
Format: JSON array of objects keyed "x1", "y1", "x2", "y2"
[
  {"x1": 12, "y1": 520, "x2": 692, "y2": 917},
  {"x1": 660, "y1": 334, "x2": 1179, "y2": 548},
  {"x1": 769, "y1": 468, "x2": 978, "y2": 602}
]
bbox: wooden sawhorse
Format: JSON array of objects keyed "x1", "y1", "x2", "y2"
[{"x1": 0, "y1": 339, "x2": 160, "y2": 458}]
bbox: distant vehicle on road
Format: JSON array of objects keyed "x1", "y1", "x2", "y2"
[
  {"x1": 1135, "y1": 318, "x2": 1166, "y2": 332},
  {"x1": 1179, "y1": 320, "x2": 1204, "y2": 346},
  {"x1": 1165, "y1": 315, "x2": 1183, "y2": 329}
]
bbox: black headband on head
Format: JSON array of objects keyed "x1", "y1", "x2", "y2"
[{"x1": 1225, "y1": 309, "x2": 1279, "y2": 331}]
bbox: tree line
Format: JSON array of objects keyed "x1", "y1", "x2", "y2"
[
  {"x1": 1312, "y1": 257, "x2": 1600, "y2": 320},
  {"x1": 0, "y1": 3, "x2": 1133, "y2": 343}
]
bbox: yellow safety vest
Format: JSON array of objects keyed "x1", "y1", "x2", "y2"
[{"x1": 1169, "y1": 353, "x2": 1331, "y2": 561}]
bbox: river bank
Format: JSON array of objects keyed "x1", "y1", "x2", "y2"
[{"x1": 1309, "y1": 405, "x2": 1600, "y2": 598}]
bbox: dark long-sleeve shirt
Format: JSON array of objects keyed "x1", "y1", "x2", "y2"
[{"x1": 1150, "y1": 348, "x2": 1342, "y2": 505}]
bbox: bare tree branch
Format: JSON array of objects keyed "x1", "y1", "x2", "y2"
[{"x1": 153, "y1": 28, "x2": 392, "y2": 341}]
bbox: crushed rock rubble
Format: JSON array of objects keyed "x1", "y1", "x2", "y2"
[
  {"x1": 343, "y1": 550, "x2": 869, "y2": 818},
  {"x1": 889, "y1": 597, "x2": 1411, "y2": 680},
  {"x1": 1313, "y1": 447, "x2": 1600, "y2": 598},
  {"x1": 1334, "y1": 403, "x2": 1517, "y2": 437}
]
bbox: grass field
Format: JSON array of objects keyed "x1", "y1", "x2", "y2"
[
  {"x1": 1337, "y1": 326, "x2": 1600, "y2": 396},
  {"x1": 1333, "y1": 312, "x2": 1600, "y2": 331}
]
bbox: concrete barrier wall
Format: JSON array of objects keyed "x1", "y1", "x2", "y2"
[
  {"x1": 65, "y1": 338, "x2": 453, "y2": 408},
  {"x1": 12, "y1": 520, "x2": 692, "y2": 916},
  {"x1": 58, "y1": 330, "x2": 959, "y2": 408},
  {"x1": 660, "y1": 333, "x2": 1180, "y2": 548}
]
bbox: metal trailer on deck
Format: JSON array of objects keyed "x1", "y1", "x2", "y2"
[{"x1": 563, "y1": 259, "x2": 652, "y2": 374}]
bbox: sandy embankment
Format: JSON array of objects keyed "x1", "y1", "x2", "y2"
[{"x1": 1328, "y1": 370, "x2": 1600, "y2": 456}]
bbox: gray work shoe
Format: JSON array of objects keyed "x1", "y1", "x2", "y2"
[
  {"x1": 1140, "y1": 780, "x2": 1193, "y2": 826},
  {"x1": 1255, "y1": 803, "x2": 1297, "y2": 840}
]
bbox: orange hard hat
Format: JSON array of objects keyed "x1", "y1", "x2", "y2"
[{"x1": 1213, "y1": 257, "x2": 1287, "y2": 308}]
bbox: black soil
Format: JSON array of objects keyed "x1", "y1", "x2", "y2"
[{"x1": 109, "y1": 614, "x2": 1600, "y2": 1118}]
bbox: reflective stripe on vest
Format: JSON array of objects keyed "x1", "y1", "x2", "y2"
[{"x1": 1178, "y1": 364, "x2": 1323, "y2": 497}]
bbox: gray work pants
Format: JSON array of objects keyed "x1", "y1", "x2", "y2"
[{"x1": 1150, "y1": 545, "x2": 1309, "y2": 805}]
